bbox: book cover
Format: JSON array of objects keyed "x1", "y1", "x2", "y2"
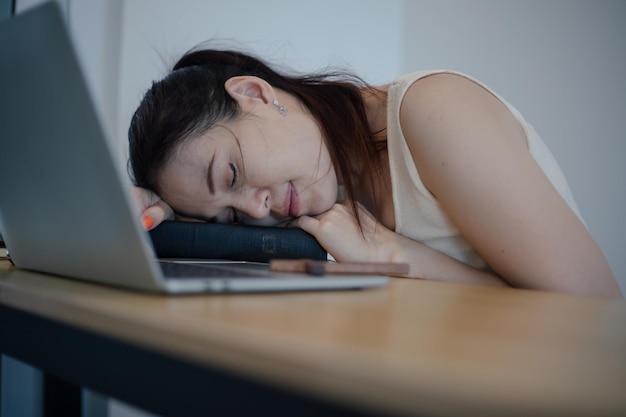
[{"x1": 149, "y1": 221, "x2": 327, "y2": 263}]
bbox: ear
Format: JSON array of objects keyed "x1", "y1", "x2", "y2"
[{"x1": 224, "y1": 76, "x2": 274, "y2": 110}]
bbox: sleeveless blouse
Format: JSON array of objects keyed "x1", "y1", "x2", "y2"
[{"x1": 386, "y1": 71, "x2": 583, "y2": 269}]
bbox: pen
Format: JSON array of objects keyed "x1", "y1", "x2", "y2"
[{"x1": 270, "y1": 259, "x2": 409, "y2": 276}]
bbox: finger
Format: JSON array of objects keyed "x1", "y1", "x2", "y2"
[
  {"x1": 141, "y1": 200, "x2": 174, "y2": 231},
  {"x1": 130, "y1": 186, "x2": 156, "y2": 208},
  {"x1": 291, "y1": 215, "x2": 320, "y2": 235}
]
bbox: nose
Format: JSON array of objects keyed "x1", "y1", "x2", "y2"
[{"x1": 238, "y1": 187, "x2": 271, "y2": 220}]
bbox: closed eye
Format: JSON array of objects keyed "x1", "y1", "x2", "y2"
[{"x1": 230, "y1": 163, "x2": 238, "y2": 188}]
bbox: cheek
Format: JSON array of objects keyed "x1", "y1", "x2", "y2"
[{"x1": 309, "y1": 174, "x2": 339, "y2": 215}]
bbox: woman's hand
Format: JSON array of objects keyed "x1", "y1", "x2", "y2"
[
  {"x1": 130, "y1": 186, "x2": 175, "y2": 231},
  {"x1": 295, "y1": 201, "x2": 510, "y2": 285},
  {"x1": 293, "y1": 201, "x2": 405, "y2": 265}
]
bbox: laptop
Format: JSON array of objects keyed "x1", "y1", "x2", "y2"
[{"x1": 0, "y1": 3, "x2": 389, "y2": 293}]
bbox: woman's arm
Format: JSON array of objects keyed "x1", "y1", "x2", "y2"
[
  {"x1": 295, "y1": 201, "x2": 510, "y2": 287},
  {"x1": 296, "y1": 73, "x2": 621, "y2": 298},
  {"x1": 398, "y1": 73, "x2": 621, "y2": 297}
]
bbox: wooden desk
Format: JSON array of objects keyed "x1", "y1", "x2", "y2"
[{"x1": 1, "y1": 259, "x2": 625, "y2": 417}]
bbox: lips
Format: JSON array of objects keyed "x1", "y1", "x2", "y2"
[{"x1": 283, "y1": 182, "x2": 300, "y2": 218}]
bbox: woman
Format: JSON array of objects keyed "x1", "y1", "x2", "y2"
[{"x1": 128, "y1": 48, "x2": 621, "y2": 298}]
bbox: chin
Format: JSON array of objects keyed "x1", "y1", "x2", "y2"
[{"x1": 312, "y1": 193, "x2": 337, "y2": 216}]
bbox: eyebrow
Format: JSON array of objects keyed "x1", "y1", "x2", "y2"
[{"x1": 206, "y1": 151, "x2": 216, "y2": 195}]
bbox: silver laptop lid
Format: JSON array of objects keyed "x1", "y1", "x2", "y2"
[{"x1": 0, "y1": 3, "x2": 165, "y2": 291}]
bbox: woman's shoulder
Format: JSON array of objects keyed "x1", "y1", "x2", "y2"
[
  {"x1": 399, "y1": 72, "x2": 516, "y2": 136},
  {"x1": 389, "y1": 70, "x2": 471, "y2": 94},
  {"x1": 396, "y1": 70, "x2": 529, "y2": 188},
  {"x1": 388, "y1": 70, "x2": 491, "y2": 120}
]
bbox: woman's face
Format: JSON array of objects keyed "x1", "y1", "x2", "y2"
[{"x1": 157, "y1": 82, "x2": 339, "y2": 226}]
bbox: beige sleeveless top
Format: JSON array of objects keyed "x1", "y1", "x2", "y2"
[{"x1": 386, "y1": 71, "x2": 583, "y2": 270}]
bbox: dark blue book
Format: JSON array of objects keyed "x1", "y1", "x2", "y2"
[{"x1": 149, "y1": 221, "x2": 327, "y2": 263}]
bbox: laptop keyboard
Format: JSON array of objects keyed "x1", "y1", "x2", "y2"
[{"x1": 158, "y1": 261, "x2": 264, "y2": 279}]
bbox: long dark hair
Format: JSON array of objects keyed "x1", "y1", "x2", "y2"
[{"x1": 128, "y1": 48, "x2": 386, "y2": 222}]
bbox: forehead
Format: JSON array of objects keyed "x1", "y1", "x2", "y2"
[
  {"x1": 168, "y1": 125, "x2": 236, "y2": 169},
  {"x1": 157, "y1": 133, "x2": 216, "y2": 198}
]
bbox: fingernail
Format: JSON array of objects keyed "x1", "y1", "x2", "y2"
[{"x1": 142, "y1": 216, "x2": 154, "y2": 230}]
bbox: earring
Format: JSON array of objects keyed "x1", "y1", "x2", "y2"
[{"x1": 272, "y1": 99, "x2": 287, "y2": 116}]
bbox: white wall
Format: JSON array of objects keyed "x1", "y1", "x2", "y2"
[
  {"x1": 116, "y1": 0, "x2": 404, "y2": 164},
  {"x1": 400, "y1": 0, "x2": 626, "y2": 292}
]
